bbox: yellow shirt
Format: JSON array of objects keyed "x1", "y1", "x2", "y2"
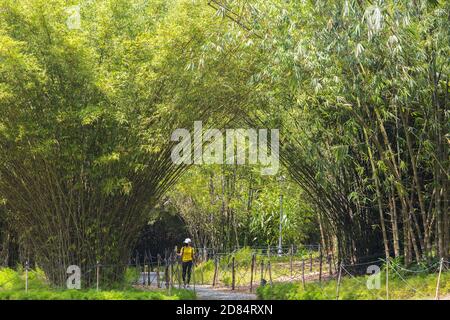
[{"x1": 180, "y1": 246, "x2": 194, "y2": 262}]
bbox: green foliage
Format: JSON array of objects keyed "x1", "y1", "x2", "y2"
[
  {"x1": 122, "y1": 267, "x2": 141, "y2": 286},
  {"x1": 257, "y1": 270, "x2": 450, "y2": 300},
  {"x1": 0, "y1": 268, "x2": 194, "y2": 300},
  {"x1": 0, "y1": 288, "x2": 195, "y2": 300},
  {"x1": 222, "y1": 0, "x2": 450, "y2": 262},
  {"x1": 0, "y1": 268, "x2": 49, "y2": 291},
  {"x1": 0, "y1": 0, "x2": 249, "y2": 285},
  {"x1": 0, "y1": 0, "x2": 448, "y2": 290},
  {"x1": 0, "y1": 268, "x2": 24, "y2": 291},
  {"x1": 170, "y1": 165, "x2": 318, "y2": 249},
  {"x1": 233, "y1": 247, "x2": 254, "y2": 267}
]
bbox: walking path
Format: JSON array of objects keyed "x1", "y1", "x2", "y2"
[
  {"x1": 191, "y1": 285, "x2": 257, "y2": 300},
  {"x1": 138, "y1": 272, "x2": 257, "y2": 300}
]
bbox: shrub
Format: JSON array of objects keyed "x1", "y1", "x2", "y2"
[
  {"x1": 0, "y1": 268, "x2": 195, "y2": 300},
  {"x1": 257, "y1": 269, "x2": 450, "y2": 300}
]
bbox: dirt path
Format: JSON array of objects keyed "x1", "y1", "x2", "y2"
[
  {"x1": 138, "y1": 272, "x2": 257, "y2": 300},
  {"x1": 191, "y1": 285, "x2": 257, "y2": 300}
]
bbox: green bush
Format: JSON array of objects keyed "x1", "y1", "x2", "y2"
[
  {"x1": 221, "y1": 275, "x2": 231, "y2": 286},
  {"x1": 257, "y1": 282, "x2": 296, "y2": 300},
  {"x1": 198, "y1": 259, "x2": 215, "y2": 272},
  {"x1": 0, "y1": 288, "x2": 195, "y2": 300},
  {"x1": 123, "y1": 267, "x2": 141, "y2": 285},
  {"x1": 0, "y1": 268, "x2": 49, "y2": 291},
  {"x1": 257, "y1": 269, "x2": 450, "y2": 300},
  {"x1": 0, "y1": 268, "x2": 23, "y2": 291},
  {"x1": 0, "y1": 268, "x2": 195, "y2": 300},
  {"x1": 233, "y1": 247, "x2": 254, "y2": 267}
]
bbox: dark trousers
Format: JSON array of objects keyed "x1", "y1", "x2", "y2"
[{"x1": 182, "y1": 261, "x2": 193, "y2": 284}]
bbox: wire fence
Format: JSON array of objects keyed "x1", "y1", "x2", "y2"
[
  {"x1": 1, "y1": 245, "x2": 448, "y2": 300},
  {"x1": 126, "y1": 246, "x2": 449, "y2": 300}
]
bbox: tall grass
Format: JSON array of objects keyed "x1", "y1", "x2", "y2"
[
  {"x1": 0, "y1": 268, "x2": 195, "y2": 300},
  {"x1": 0, "y1": 288, "x2": 195, "y2": 300},
  {"x1": 257, "y1": 268, "x2": 450, "y2": 300}
]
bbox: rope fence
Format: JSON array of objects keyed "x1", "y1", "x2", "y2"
[{"x1": 1, "y1": 246, "x2": 448, "y2": 300}]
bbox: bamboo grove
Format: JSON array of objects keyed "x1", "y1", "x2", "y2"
[
  {"x1": 0, "y1": 0, "x2": 448, "y2": 286},
  {"x1": 228, "y1": 0, "x2": 449, "y2": 264},
  {"x1": 0, "y1": 0, "x2": 254, "y2": 284}
]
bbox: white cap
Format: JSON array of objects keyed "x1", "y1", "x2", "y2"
[{"x1": 184, "y1": 238, "x2": 192, "y2": 244}]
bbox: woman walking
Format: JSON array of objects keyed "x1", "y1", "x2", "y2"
[{"x1": 178, "y1": 238, "x2": 194, "y2": 288}]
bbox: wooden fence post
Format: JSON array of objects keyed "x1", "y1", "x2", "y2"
[
  {"x1": 328, "y1": 254, "x2": 332, "y2": 276},
  {"x1": 250, "y1": 253, "x2": 256, "y2": 293},
  {"x1": 176, "y1": 263, "x2": 182, "y2": 289},
  {"x1": 156, "y1": 254, "x2": 161, "y2": 288},
  {"x1": 135, "y1": 251, "x2": 139, "y2": 270},
  {"x1": 169, "y1": 254, "x2": 174, "y2": 293},
  {"x1": 301, "y1": 258, "x2": 305, "y2": 289},
  {"x1": 319, "y1": 248, "x2": 323, "y2": 282},
  {"x1": 309, "y1": 251, "x2": 313, "y2": 272},
  {"x1": 192, "y1": 261, "x2": 196, "y2": 292},
  {"x1": 212, "y1": 256, "x2": 219, "y2": 287},
  {"x1": 148, "y1": 251, "x2": 153, "y2": 272},
  {"x1": 200, "y1": 259, "x2": 204, "y2": 285},
  {"x1": 142, "y1": 252, "x2": 147, "y2": 286},
  {"x1": 164, "y1": 256, "x2": 169, "y2": 288},
  {"x1": 25, "y1": 260, "x2": 29, "y2": 293},
  {"x1": 336, "y1": 263, "x2": 342, "y2": 300},
  {"x1": 268, "y1": 261, "x2": 273, "y2": 285},
  {"x1": 231, "y1": 256, "x2": 236, "y2": 290},
  {"x1": 290, "y1": 244, "x2": 294, "y2": 278},
  {"x1": 386, "y1": 258, "x2": 389, "y2": 300},
  {"x1": 143, "y1": 264, "x2": 147, "y2": 286},
  {"x1": 96, "y1": 261, "x2": 100, "y2": 292},
  {"x1": 135, "y1": 251, "x2": 139, "y2": 284},
  {"x1": 260, "y1": 260, "x2": 264, "y2": 283},
  {"x1": 148, "y1": 251, "x2": 152, "y2": 285},
  {"x1": 435, "y1": 258, "x2": 444, "y2": 300},
  {"x1": 173, "y1": 246, "x2": 182, "y2": 288}
]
